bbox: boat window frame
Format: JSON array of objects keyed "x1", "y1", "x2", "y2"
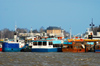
[
  {"x1": 74, "y1": 46, "x2": 78, "y2": 48},
  {"x1": 38, "y1": 41, "x2": 42, "y2": 46},
  {"x1": 78, "y1": 46, "x2": 82, "y2": 48},
  {"x1": 43, "y1": 41, "x2": 47, "y2": 46},
  {"x1": 70, "y1": 45, "x2": 73, "y2": 48},
  {"x1": 49, "y1": 42, "x2": 53, "y2": 45},
  {"x1": 33, "y1": 41, "x2": 38, "y2": 45}
]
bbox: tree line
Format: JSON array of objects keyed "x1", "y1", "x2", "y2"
[{"x1": 0, "y1": 27, "x2": 70, "y2": 39}]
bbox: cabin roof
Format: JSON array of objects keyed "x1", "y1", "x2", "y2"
[
  {"x1": 47, "y1": 26, "x2": 61, "y2": 30},
  {"x1": 33, "y1": 40, "x2": 53, "y2": 42}
]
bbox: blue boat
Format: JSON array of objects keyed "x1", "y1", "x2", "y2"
[
  {"x1": 2, "y1": 42, "x2": 20, "y2": 52},
  {"x1": 2, "y1": 41, "x2": 28, "y2": 52},
  {"x1": 32, "y1": 39, "x2": 62, "y2": 52},
  {"x1": 2, "y1": 26, "x2": 28, "y2": 52}
]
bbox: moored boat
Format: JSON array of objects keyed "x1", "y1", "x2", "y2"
[
  {"x1": 32, "y1": 40, "x2": 62, "y2": 52},
  {"x1": 2, "y1": 42, "x2": 20, "y2": 52},
  {"x1": 62, "y1": 40, "x2": 88, "y2": 52},
  {"x1": 2, "y1": 26, "x2": 26, "y2": 52},
  {"x1": 2, "y1": 38, "x2": 25, "y2": 52}
]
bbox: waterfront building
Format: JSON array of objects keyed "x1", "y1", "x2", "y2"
[{"x1": 46, "y1": 26, "x2": 64, "y2": 39}]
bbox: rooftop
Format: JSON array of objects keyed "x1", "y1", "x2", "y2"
[{"x1": 47, "y1": 26, "x2": 61, "y2": 30}]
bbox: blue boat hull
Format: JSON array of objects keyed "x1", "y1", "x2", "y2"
[
  {"x1": 95, "y1": 50, "x2": 100, "y2": 53},
  {"x1": 32, "y1": 48, "x2": 59, "y2": 52},
  {"x1": 2, "y1": 42, "x2": 21, "y2": 52},
  {"x1": 3, "y1": 48, "x2": 21, "y2": 52}
]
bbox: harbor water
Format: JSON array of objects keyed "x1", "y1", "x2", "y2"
[{"x1": 0, "y1": 52, "x2": 100, "y2": 66}]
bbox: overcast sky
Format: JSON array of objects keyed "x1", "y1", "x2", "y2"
[{"x1": 0, "y1": 0, "x2": 100, "y2": 35}]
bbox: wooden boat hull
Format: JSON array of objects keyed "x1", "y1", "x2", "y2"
[{"x1": 62, "y1": 48, "x2": 88, "y2": 53}]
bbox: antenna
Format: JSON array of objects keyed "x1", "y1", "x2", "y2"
[
  {"x1": 15, "y1": 25, "x2": 17, "y2": 32},
  {"x1": 15, "y1": 21, "x2": 17, "y2": 32},
  {"x1": 31, "y1": 27, "x2": 32, "y2": 33},
  {"x1": 90, "y1": 18, "x2": 95, "y2": 31}
]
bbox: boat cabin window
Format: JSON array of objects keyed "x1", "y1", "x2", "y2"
[
  {"x1": 17, "y1": 40, "x2": 18, "y2": 42},
  {"x1": 49, "y1": 42, "x2": 53, "y2": 45},
  {"x1": 38, "y1": 42, "x2": 42, "y2": 45},
  {"x1": 67, "y1": 45, "x2": 69, "y2": 48},
  {"x1": 78, "y1": 46, "x2": 81, "y2": 48},
  {"x1": 86, "y1": 45, "x2": 90, "y2": 48},
  {"x1": 71, "y1": 46, "x2": 73, "y2": 48},
  {"x1": 74, "y1": 46, "x2": 78, "y2": 48},
  {"x1": 43, "y1": 42, "x2": 46, "y2": 46},
  {"x1": 53, "y1": 44, "x2": 61, "y2": 47},
  {"x1": 33, "y1": 42, "x2": 37, "y2": 45}
]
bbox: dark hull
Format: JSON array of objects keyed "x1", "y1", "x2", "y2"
[{"x1": 21, "y1": 48, "x2": 32, "y2": 52}]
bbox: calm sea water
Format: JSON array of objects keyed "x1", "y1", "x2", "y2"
[{"x1": 0, "y1": 52, "x2": 100, "y2": 66}]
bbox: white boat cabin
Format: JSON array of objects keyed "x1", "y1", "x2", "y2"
[{"x1": 32, "y1": 40, "x2": 53, "y2": 48}]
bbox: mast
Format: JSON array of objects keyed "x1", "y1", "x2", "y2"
[
  {"x1": 30, "y1": 27, "x2": 33, "y2": 36},
  {"x1": 90, "y1": 18, "x2": 95, "y2": 31},
  {"x1": 31, "y1": 27, "x2": 32, "y2": 33},
  {"x1": 70, "y1": 27, "x2": 71, "y2": 39},
  {"x1": 15, "y1": 25, "x2": 17, "y2": 32},
  {"x1": 14, "y1": 25, "x2": 17, "y2": 42}
]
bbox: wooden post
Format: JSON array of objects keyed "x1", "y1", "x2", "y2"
[
  {"x1": 94, "y1": 44, "x2": 95, "y2": 52},
  {"x1": 94, "y1": 41, "x2": 96, "y2": 52},
  {"x1": 85, "y1": 45, "x2": 87, "y2": 53},
  {"x1": 61, "y1": 44, "x2": 63, "y2": 48},
  {"x1": 61, "y1": 44, "x2": 63, "y2": 52},
  {"x1": 84, "y1": 41, "x2": 87, "y2": 53}
]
